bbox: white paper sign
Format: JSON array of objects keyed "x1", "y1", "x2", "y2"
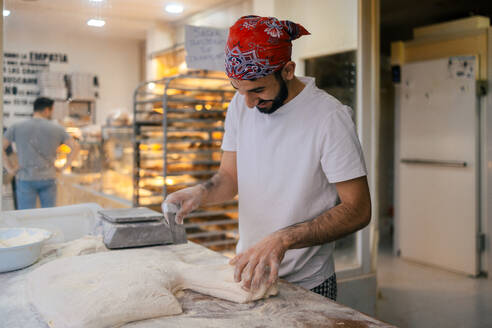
[{"x1": 185, "y1": 25, "x2": 228, "y2": 72}]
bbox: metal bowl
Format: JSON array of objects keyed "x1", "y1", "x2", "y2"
[{"x1": 0, "y1": 227, "x2": 52, "y2": 273}]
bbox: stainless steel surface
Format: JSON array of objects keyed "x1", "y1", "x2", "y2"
[
  {"x1": 98, "y1": 207, "x2": 163, "y2": 223},
  {"x1": 102, "y1": 219, "x2": 175, "y2": 249},
  {"x1": 101, "y1": 207, "x2": 187, "y2": 248},
  {"x1": 400, "y1": 158, "x2": 467, "y2": 168},
  {"x1": 162, "y1": 203, "x2": 187, "y2": 244}
]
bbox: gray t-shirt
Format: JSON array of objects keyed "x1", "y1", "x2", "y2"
[{"x1": 4, "y1": 118, "x2": 69, "y2": 181}]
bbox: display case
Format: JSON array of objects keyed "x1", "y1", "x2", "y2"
[
  {"x1": 101, "y1": 125, "x2": 133, "y2": 202},
  {"x1": 133, "y1": 71, "x2": 238, "y2": 253},
  {"x1": 55, "y1": 126, "x2": 102, "y2": 176},
  {"x1": 52, "y1": 100, "x2": 96, "y2": 127},
  {"x1": 55, "y1": 125, "x2": 134, "y2": 210},
  {"x1": 72, "y1": 141, "x2": 102, "y2": 175}
]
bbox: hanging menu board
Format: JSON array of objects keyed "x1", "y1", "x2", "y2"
[
  {"x1": 185, "y1": 25, "x2": 228, "y2": 72},
  {"x1": 3, "y1": 51, "x2": 68, "y2": 124}
]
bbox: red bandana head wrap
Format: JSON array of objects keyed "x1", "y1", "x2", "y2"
[{"x1": 225, "y1": 15, "x2": 310, "y2": 80}]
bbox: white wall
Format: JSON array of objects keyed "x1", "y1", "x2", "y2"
[
  {"x1": 169, "y1": 0, "x2": 358, "y2": 76},
  {"x1": 252, "y1": 0, "x2": 275, "y2": 16},
  {"x1": 4, "y1": 13, "x2": 141, "y2": 125},
  {"x1": 174, "y1": 0, "x2": 253, "y2": 43},
  {"x1": 145, "y1": 0, "x2": 253, "y2": 80},
  {"x1": 146, "y1": 23, "x2": 176, "y2": 80},
  {"x1": 275, "y1": 0, "x2": 358, "y2": 74}
]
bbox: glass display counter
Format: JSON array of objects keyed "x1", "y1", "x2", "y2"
[{"x1": 101, "y1": 125, "x2": 133, "y2": 202}]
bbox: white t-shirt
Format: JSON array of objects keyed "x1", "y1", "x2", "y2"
[{"x1": 221, "y1": 76, "x2": 367, "y2": 289}]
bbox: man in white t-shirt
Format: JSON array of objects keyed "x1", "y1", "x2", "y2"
[{"x1": 163, "y1": 15, "x2": 371, "y2": 301}]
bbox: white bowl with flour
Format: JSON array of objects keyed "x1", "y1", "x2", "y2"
[{"x1": 0, "y1": 227, "x2": 52, "y2": 273}]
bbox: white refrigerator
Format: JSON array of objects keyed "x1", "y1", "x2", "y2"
[{"x1": 396, "y1": 56, "x2": 482, "y2": 276}]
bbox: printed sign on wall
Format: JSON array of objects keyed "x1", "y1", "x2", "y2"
[
  {"x1": 3, "y1": 51, "x2": 68, "y2": 124},
  {"x1": 185, "y1": 25, "x2": 228, "y2": 72}
]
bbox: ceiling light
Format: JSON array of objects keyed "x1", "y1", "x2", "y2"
[
  {"x1": 3, "y1": 10, "x2": 11, "y2": 16},
  {"x1": 89, "y1": 0, "x2": 104, "y2": 2},
  {"x1": 87, "y1": 19, "x2": 105, "y2": 27},
  {"x1": 148, "y1": 82, "x2": 156, "y2": 90},
  {"x1": 165, "y1": 3, "x2": 184, "y2": 14}
]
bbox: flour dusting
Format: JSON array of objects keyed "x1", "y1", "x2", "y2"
[{"x1": 0, "y1": 230, "x2": 46, "y2": 248}]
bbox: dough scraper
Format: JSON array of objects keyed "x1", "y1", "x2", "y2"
[{"x1": 99, "y1": 205, "x2": 187, "y2": 249}]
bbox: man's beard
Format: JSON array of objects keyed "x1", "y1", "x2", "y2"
[{"x1": 256, "y1": 78, "x2": 289, "y2": 114}]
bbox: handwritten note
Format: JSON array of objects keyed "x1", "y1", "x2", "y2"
[{"x1": 185, "y1": 25, "x2": 228, "y2": 72}]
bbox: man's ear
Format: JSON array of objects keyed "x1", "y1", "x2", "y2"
[{"x1": 282, "y1": 61, "x2": 296, "y2": 80}]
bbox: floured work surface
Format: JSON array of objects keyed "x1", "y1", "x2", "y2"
[
  {"x1": 0, "y1": 238, "x2": 395, "y2": 328},
  {"x1": 27, "y1": 246, "x2": 277, "y2": 327}
]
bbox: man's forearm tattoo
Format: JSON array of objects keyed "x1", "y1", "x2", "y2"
[{"x1": 201, "y1": 173, "x2": 221, "y2": 191}]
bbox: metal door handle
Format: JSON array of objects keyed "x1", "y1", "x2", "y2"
[{"x1": 400, "y1": 158, "x2": 467, "y2": 168}]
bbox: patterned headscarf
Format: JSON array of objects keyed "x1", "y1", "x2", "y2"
[{"x1": 225, "y1": 15, "x2": 310, "y2": 80}]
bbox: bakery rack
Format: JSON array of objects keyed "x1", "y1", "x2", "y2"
[{"x1": 133, "y1": 71, "x2": 238, "y2": 253}]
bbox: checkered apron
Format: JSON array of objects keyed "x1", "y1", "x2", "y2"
[{"x1": 310, "y1": 273, "x2": 337, "y2": 301}]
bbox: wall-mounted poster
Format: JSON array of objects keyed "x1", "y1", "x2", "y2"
[{"x1": 3, "y1": 51, "x2": 68, "y2": 126}]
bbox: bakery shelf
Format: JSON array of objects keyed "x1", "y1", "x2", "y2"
[
  {"x1": 135, "y1": 98, "x2": 164, "y2": 105},
  {"x1": 200, "y1": 239, "x2": 238, "y2": 247},
  {"x1": 183, "y1": 218, "x2": 238, "y2": 229},
  {"x1": 186, "y1": 209, "x2": 238, "y2": 219},
  {"x1": 187, "y1": 229, "x2": 238, "y2": 239},
  {"x1": 132, "y1": 71, "x2": 238, "y2": 253}
]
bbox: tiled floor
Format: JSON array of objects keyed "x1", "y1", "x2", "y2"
[{"x1": 375, "y1": 235, "x2": 492, "y2": 328}]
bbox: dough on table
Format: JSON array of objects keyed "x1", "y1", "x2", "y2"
[
  {"x1": 39, "y1": 235, "x2": 108, "y2": 262},
  {"x1": 27, "y1": 247, "x2": 277, "y2": 328}
]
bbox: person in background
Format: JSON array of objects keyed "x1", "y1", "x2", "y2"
[
  {"x1": 2, "y1": 97, "x2": 80, "y2": 209},
  {"x1": 163, "y1": 15, "x2": 371, "y2": 301}
]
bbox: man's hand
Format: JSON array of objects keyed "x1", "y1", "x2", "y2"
[
  {"x1": 161, "y1": 152, "x2": 238, "y2": 225},
  {"x1": 5, "y1": 159, "x2": 19, "y2": 175},
  {"x1": 6, "y1": 165, "x2": 18, "y2": 176},
  {"x1": 162, "y1": 152, "x2": 238, "y2": 224},
  {"x1": 162, "y1": 185, "x2": 207, "y2": 224},
  {"x1": 3, "y1": 139, "x2": 19, "y2": 175},
  {"x1": 229, "y1": 232, "x2": 287, "y2": 292}
]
